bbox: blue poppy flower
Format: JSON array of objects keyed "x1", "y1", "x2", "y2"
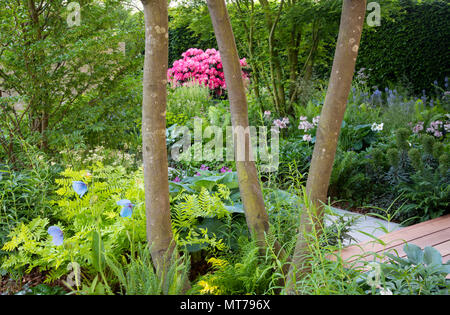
[
  {"x1": 72, "y1": 181, "x2": 88, "y2": 198},
  {"x1": 117, "y1": 199, "x2": 134, "y2": 218},
  {"x1": 47, "y1": 226, "x2": 64, "y2": 246}
]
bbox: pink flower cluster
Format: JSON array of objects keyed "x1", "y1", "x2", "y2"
[
  {"x1": 413, "y1": 117, "x2": 449, "y2": 138},
  {"x1": 412, "y1": 121, "x2": 424, "y2": 134},
  {"x1": 298, "y1": 115, "x2": 320, "y2": 143},
  {"x1": 273, "y1": 117, "x2": 289, "y2": 129},
  {"x1": 167, "y1": 48, "x2": 249, "y2": 95},
  {"x1": 426, "y1": 120, "x2": 444, "y2": 138}
]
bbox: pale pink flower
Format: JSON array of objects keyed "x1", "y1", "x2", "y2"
[
  {"x1": 302, "y1": 134, "x2": 312, "y2": 142},
  {"x1": 412, "y1": 121, "x2": 424, "y2": 134},
  {"x1": 312, "y1": 115, "x2": 320, "y2": 126},
  {"x1": 298, "y1": 120, "x2": 314, "y2": 131}
]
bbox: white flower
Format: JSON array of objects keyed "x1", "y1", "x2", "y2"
[
  {"x1": 371, "y1": 122, "x2": 383, "y2": 132},
  {"x1": 366, "y1": 262, "x2": 382, "y2": 288},
  {"x1": 377, "y1": 285, "x2": 393, "y2": 295}
]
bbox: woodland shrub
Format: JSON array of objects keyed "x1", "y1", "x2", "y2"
[{"x1": 167, "y1": 48, "x2": 249, "y2": 97}]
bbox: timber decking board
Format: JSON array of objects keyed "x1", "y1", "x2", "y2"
[
  {"x1": 333, "y1": 214, "x2": 450, "y2": 279},
  {"x1": 380, "y1": 228, "x2": 450, "y2": 258},
  {"x1": 336, "y1": 214, "x2": 450, "y2": 264}
]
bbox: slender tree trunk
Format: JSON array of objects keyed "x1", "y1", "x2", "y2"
[
  {"x1": 286, "y1": 0, "x2": 366, "y2": 292},
  {"x1": 260, "y1": 0, "x2": 286, "y2": 114},
  {"x1": 141, "y1": 0, "x2": 188, "y2": 292},
  {"x1": 304, "y1": 19, "x2": 320, "y2": 82},
  {"x1": 206, "y1": 0, "x2": 287, "y2": 261},
  {"x1": 287, "y1": 28, "x2": 301, "y2": 114},
  {"x1": 233, "y1": 0, "x2": 263, "y2": 111}
]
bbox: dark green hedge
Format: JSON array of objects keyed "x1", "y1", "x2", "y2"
[
  {"x1": 357, "y1": 0, "x2": 450, "y2": 93},
  {"x1": 168, "y1": 18, "x2": 217, "y2": 67}
]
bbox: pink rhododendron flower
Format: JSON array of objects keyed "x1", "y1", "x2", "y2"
[{"x1": 168, "y1": 48, "x2": 249, "y2": 96}]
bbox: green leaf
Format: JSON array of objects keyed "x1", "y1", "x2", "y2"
[
  {"x1": 403, "y1": 243, "x2": 423, "y2": 265},
  {"x1": 91, "y1": 230, "x2": 105, "y2": 273},
  {"x1": 423, "y1": 246, "x2": 442, "y2": 266},
  {"x1": 169, "y1": 181, "x2": 194, "y2": 196},
  {"x1": 224, "y1": 204, "x2": 245, "y2": 214},
  {"x1": 384, "y1": 252, "x2": 409, "y2": 266}
]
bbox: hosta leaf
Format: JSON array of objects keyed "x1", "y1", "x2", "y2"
[
  {"x1": 404, "y1": 243, "x2": 423, "y2": 265},
  {"x1": 423, "y1": 246, "x2": 442, "y2": 266}
]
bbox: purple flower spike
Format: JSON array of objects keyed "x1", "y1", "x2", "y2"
[
  {"x1": 117, "y1": 199, "x2": 134, "y2": 218},
  {"x1": 72, "y1": 181, "x2": 88, "y2": 198},
  {"x1": 48, "y1": 226, "x2": 64, "y2": 246}
]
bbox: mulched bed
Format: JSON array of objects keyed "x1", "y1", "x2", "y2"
[{"x1": 0, "y1": 269, "x2": 69, "y2": 295}]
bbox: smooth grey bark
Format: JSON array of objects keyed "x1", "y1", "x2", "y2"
[
  {"x1": 206, "y1": 0, "x2": 288, "y2": 264},
  {"x1": 286, "y1": 0, "x2": 367, "y2": 292},
  {"x1": 141, "y1": 0, "x2": 189, "y2": 292}
]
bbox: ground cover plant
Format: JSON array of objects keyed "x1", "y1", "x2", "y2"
[{"x1": 0, "y1": 0, "x2": 449, "y2": 298}]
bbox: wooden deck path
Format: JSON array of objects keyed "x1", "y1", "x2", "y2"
[{"x1": 331, "y1": 214, "x2": 450, "y2": 277}]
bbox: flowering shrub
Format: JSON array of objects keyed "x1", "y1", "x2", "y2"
[{"x1": 167, "y1": 48, "x2": 249, "y2": 96}]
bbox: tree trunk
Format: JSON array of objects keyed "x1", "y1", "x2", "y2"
[
  {"x1": 287, "y1": 28, "x2": 301, "y2": 114},
  {"x1": 260, "y1": 0, "x2": 286, "y2": 115},
  {"x1": 303, "y1": 19, "x2": 320, "y2": 82},
  {"x1": 141, "y1": 0, "x2": 188, "y2": 292},
  {"x1": 286, "y1": 0, "x2": 366, "y2": 292},
  {"x1": 206, "y1": 0, "x2": 287, "y2": 261}
]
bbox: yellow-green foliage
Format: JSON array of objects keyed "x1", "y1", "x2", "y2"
[
  {"x1": 1, "y1": 163, "x2": 236, "y2": 282},
  {"x1": 192, "y1": 238, "x2": 276, "y2": 295},
  {"x1": 171, "y1": 185, "x2": 232, "y2": 253},
  {"x1": 166, "y1": 111, "x2": 188, "y2": 127},
  {"x1": 1, "y1": 163, "x2": 146, "y2": 282}
]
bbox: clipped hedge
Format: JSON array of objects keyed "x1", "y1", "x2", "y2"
[{"x1": 357, "y1": 0, "x2": 450, "y2": 93}]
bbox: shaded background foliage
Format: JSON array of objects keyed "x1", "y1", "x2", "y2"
[{"x1": 357, "y1": 0, "x2": 450, "y2": 94}]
